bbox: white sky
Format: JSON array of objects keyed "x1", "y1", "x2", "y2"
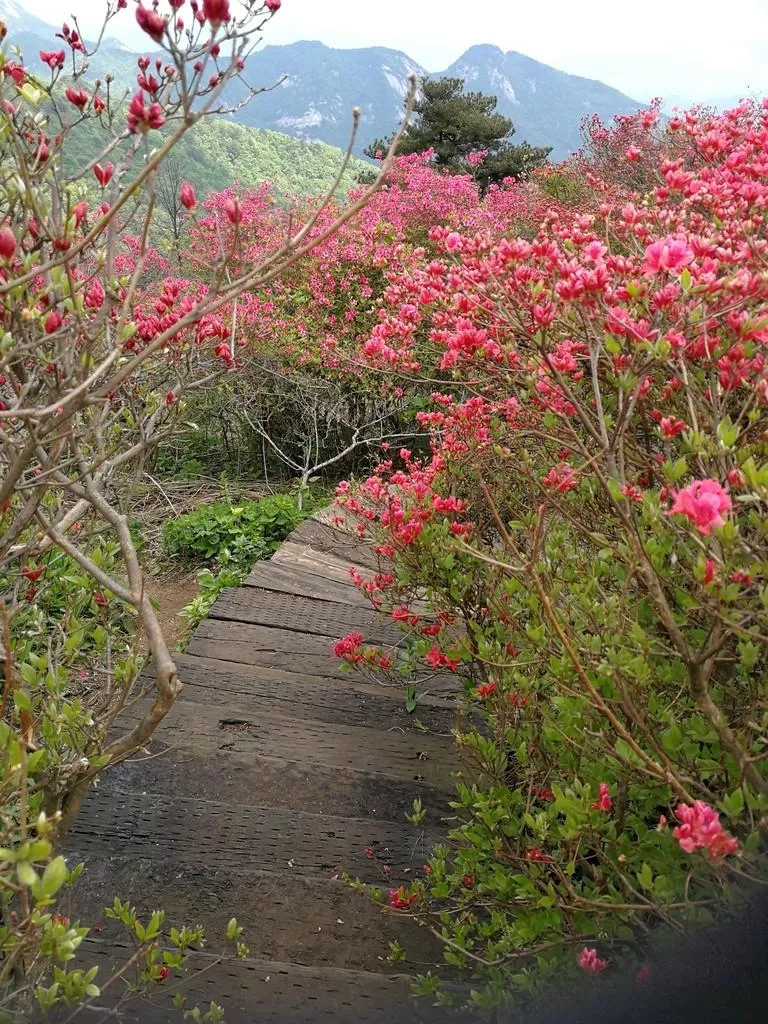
[{"x1": 20, "y1": 0, "x2": 768, "y2": 103}]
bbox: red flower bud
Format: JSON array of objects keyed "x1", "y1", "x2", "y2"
[
  {"x1": 94, "y1": 162, "x2": 114, "y2": 187},
  {"x1": 265, "y1": 0, "x2": 281, "y2": 10},
  {"x1": 94, "y1": 591, "x2": 108, "y2": 607},
  {"x1": 180, "y1": 181, "x2": 197, "y2": 210},
  {"x1": 0, "y1": 226, "x2": 16, "y2": 260},
  {"x1": 203, "y1": 0, "x2": 231, "y2": 28},
  {"x1": 72, "y1": 200, "x2": 88, "y2": 227},
  {"x1": 39, "y1": 49, "x2": 65, "y2": 70},
  {"x1": 44, "y1": 309, "x2": 63, "y2": 334},
  {"x1": 65, "y1": 86, "x2": 88, "y2": 110},
  {"x1": 224, "y1": 196, "x2": 241, "y2": 224},
  {"x1": 135, "y1": 4, "x2": 167, "y2": 43}
]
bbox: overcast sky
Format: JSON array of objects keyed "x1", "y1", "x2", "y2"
[{"x1": 21, "y1": 0, "x2": 768, "y2": 103}]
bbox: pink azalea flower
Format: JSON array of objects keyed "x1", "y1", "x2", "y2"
[
  {"x1": 591, "y1": 782, "x2": 612, "y2": 812},
  {"x1": 672, "y1": 801, "x2": 740, "y2": 860},
  {"x1": 643, "y1": 235, "x2": 694, "y2": 275},
  {"x1": 578, "y1": 947, "x2": 608, "y2": 973},
  {"x1": 669, "y1": 479, "x2": 731, "y2": 535}
]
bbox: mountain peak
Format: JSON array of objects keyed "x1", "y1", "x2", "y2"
[{"x1": 450, "y1": 43, "x2": 505, "y2": 65}]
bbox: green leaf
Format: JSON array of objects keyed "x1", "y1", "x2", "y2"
[
  {"x1": 17, "y1": 861, "x2": 38, "y2": 887},
  {"x1": 637, "y1": 862, "x2": 653, "y2": 891},
  {"x1": 720, "y1": 787, "x2": 745, "y2": 819},
  {"x1": 32, "y1": 856, "x2": 68, "y2": 900},
  {"x1": 660, "y1": 723, "x2": 682, "y2": 754}
]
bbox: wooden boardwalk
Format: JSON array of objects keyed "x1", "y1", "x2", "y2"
[{"x1": 65, "y1": 512, "x2": 461, "y2": 1022}]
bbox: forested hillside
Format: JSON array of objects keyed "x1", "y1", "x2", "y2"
[{"x1": 63, "y1": 109, "x2": 368, "y2": 199}]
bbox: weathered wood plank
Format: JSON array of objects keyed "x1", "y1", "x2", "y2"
[
  {"x1": 118, "y1": 698, "x2": 455, "y2": 787},
  {"x1": 169, "y1": 652, "x2": 460, "y2": 708},
  {"x1": 96, "y1": 740, "x2": 453, "y2": 824},
  {"x1": 185, "y1": 620, "x2": 459, "y2": 692},
  {"x1": 68, "y1": 790, "x2": 439, "y2": 882},
  {"x1": 173, "y1": 651, "x2": 460, "y2": 713},
  {"x1": 272, "y1": 541, "x2": 374, "y2": 587},
  {"x1": 208, "y1": 586, "x2": 402, "y2": 644},
  {"x1": 170, "y1": 652, "x2": 461, "y2": 729},
  {"x1": 69, "y1": 861, "x2": 443, "y2": 973},
  {"x1": 244, "y1": 561, "x2": 367, "y2": 606},
  {"x1": 74, "y1": 942, "x2": 458, "y2": 1023},
  {"x1": 290, "y1": 517, "x2": 382, "y2": 571}
]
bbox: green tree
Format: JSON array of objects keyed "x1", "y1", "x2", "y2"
[{"x1": 365, "y1": 77, "x2": 551, "y2": 188}]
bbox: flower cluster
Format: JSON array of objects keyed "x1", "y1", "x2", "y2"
[{"x1": 673, "y1": 802, "x2": 740, "y2": 861}]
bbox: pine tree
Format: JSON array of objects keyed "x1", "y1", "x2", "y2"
[{"x1": 365, "y1": 77, "x2": 551, "y2": 188}]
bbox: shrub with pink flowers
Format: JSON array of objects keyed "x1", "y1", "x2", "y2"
[
  {"x1": 0, "y1": 1, "x2": 416, "y2": 1016},
  {"x1": 336, "y1": 100, "x2": 768, "y2": 1011}
]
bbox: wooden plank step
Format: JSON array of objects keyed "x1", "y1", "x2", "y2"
[
  {"x1": 185, "y1": 622, "x2": 459, "y2": 693},
  {"x1": 172, "y1": 652, "x2": 461, "y2": 724},
  {"x1": 68, "y1": 858, "x2": 442, "y2": 973},
  {"x1": 68, "y1": 790, "x2": 439, "y2": 882},
  {"x1": 290, "y1": 517, "x2": 382, "y2": 571},
  {"x1": 171, "y1": 652, "x2": 461, "y2": 707},
  {"x1": 99, "y1": 742, "x2": 453, "y2": 825},
  {"x1": 119, "y1": 699, "x2": 455, "y2": 788},
  {"x1": 271, "y1": 541, "x2": 375, "y2": 587},
  {"x1": 72, "y1": 942, "x2": 458, "y2": 1023},
  {"x1": 270, "y1": 542, "x2": 432, "y2": 617},
  {"x1": 190, "y1": 616, "x2": 346, "y2": 656},
  {"x1": 208, "y1": 586, "x2": 402, "y2": 644},
  {"x1": 244, "y1": 561, "x2": 367, "y2": 606}
]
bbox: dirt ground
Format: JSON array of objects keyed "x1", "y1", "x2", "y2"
[{"x1": 145, "y1": 569, "x2": 200, "y2": 650}]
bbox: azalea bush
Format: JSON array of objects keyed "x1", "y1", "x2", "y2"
[
  {"x1": 167, "y1": 151, "x2": 562, "y2": 487},
  {"x1": 336, "y1": 101, "x2": 768, "y2": 1011},
  {"x1": 0, "y1": 0, "x2": 413, "y2": 1015}
]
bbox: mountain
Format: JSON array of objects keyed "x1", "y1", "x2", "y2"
[
  {"x1": 439, "y1": 45, "x2": 642, "y2": 158},
  {"x1": 2, "y1": 2, "x2": 643, "y2": 161},
  {"x1": 226, "y1": 41, "x2": 642, "y2": 159},
  {"x1": 224, "y1": 41, "x2": 426, "y2": 153},
  {"x1": 0, "y1": 0, "x2": 58, "y2": 38}
]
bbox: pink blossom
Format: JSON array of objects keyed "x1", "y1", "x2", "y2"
[
  {"x1": 672, "y1": 801, "x2": 740, "y2": 860},
  {"x1": 444, "y1": 232, "x2": 462, "y2": 252},
  {"x1": 670, "y1": 479, "x2": 731, "y2": 535},
  {"x1": 643, "y1": 236, "x2": 694, "y2": 275},
  {"x1": 541, "y1": 463, "x2": 576, "y2": 493},
  {"x1": 578, "y1": 947, "x2": 608, "y2": 974},
  {"x1": 591, "y1": 782, "x2": 612, "y2": 812}
]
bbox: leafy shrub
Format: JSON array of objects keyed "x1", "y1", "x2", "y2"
[
  {"x1": 337, "y1": 100, "x2": 768, "y2": 1012},
  {"x1": 180, "y1": 566, "x2": 246, "y2": 631},
  {"x1": 162, "y1": 494, "x2": 307, "y2": 568}
]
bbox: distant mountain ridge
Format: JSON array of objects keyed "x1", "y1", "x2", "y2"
[{"x1": 2, "y1": 1, "x2": 644, "y2": 160}]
